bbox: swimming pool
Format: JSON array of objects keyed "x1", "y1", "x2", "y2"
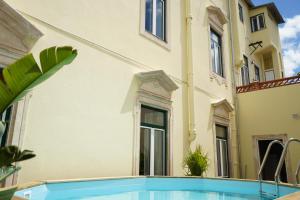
[{"x1": 15, "y1": 177, "x2": 300, "y2": 200}]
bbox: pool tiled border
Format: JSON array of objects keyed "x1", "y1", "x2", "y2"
[{"x1": 14, "y1": 176, "x2": 300, "y2": 200}]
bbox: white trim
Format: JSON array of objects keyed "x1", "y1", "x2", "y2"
[
  {"x1": 140, "y1": 126, "x2": 166, "y2": 176},
  {"x1": 150, "y1": 128, "x2": 155, "y2": 176},
  {"x1": 152, "y1": 0, "x2": 157, "y2": 36}
]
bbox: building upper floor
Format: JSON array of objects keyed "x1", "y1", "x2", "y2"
[
  {"x1": 232, "y1": 0, "x2": 285, "y2": 87},
  {"x1": 3, "y1": 0, "x2": 286, "y2": 98}
]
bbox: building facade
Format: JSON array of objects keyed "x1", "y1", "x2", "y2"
[{"x1": 0, "y1": 0, "x2": 291, "y2": 185}]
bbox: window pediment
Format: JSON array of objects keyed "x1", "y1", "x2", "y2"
[
  {"x1": 0, "y1": 1, "x2": 43, "y2": 58},
  {"x1": 212, "y1": 98, "x2": 234, "y2": 119},
  {"x1": 207, "y1": 5, "x2": 228, "y2": 27},
  {"x1": 136, "y1": 70, "x2": 178, "y2": 100}
]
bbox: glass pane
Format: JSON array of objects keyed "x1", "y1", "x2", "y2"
[
  {"x1": 139, "y1": 128, "x2": 151, "y2": 175},
  {"x1": 216, "y1": 125, "x2": 227, "y2": 139},
  {"x1": 141, "y1": 107, "x2": 165, "y2": 127},
  {"x1": 211, "y1": 31, "x2": 223, "y2": 76},
  {"x1": 216, "y1": 139, "x2": 222, "y2": 176},
  {"x1": 0, "y1": 107, "x2": 12, "y2": 147},
  {"x1": 156, "y1": 0, "x2": 165, "y2": 40},
  {"x1": 255, "y1": 66, "x2": 260, "y2": 81},
  {"x1": 211, "y1": 42, "x2": 215, "y2": 72},
  {"x1": 221, "y1": 140, "x2": 229, "y2": 177},
  {"x1": 145, "y1": 0, "x2": 153, "y2": 33},
  {"x1": 245, "y1": 67, "x2": 250, "y2": 84},
  {"x1": 258, "y1": 14, "x2": 265, "y2": 29},
  {"x1": 265, "y1": 70, "x2": 275, "y2": 81},
  {"x1": 217, "y1": 45, "x2": 223, "y2": 76},
  {"x1": 154, "y1": 129, "x2": 166, "y2": 175},
  {"x1": 214, "y1": 43, "x2": 219, "y2": 74},
  {"x1": 239, "y1": 4, "x2": 243, "y2": 22},
  {"x1": 252, "y1": 17, "x2": 258, "y2": 32}
]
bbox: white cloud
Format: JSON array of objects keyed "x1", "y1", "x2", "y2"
[{"x1": 279, "y1": 15, "x2": 300, "y2": 76}]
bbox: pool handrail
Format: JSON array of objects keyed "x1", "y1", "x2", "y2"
[
  {"x1": 295, "y1": 160, "x2": 300, "y2": 185},
  {"x1": 258, "y1": 140, "x2": 284, "y2": 197},
  {"x1": 274, "y1": 138, "x2": 300, "y2": 197}
]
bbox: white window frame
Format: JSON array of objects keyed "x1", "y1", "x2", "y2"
[
  {"x1": 241, "y1": 56, "x2": 250, "y2": 86},
  {"x1": 140, "y1": 126, "x2": 166, "y2": 176},
  {"x1": 216, "y1": 138, "x2": 229, "y2": 178},
  {"x1": 251, "y1": 13, "x2": 266, "y2": 32},
  {"x1": 265, "y1": 69, "x2": 275, "y2": 81},
  {"x1": 210, "y1": 29, "x2": 224, "y2": 78},
  {"x1": 140, "y1": 0, "x2": 170, "y2": 49},
  {"x1": 254, "y1": 65, "x2": 260, "y2": 82},
  {"x1": 146, "y1": 0, "x2": 165, "y2": 40}
]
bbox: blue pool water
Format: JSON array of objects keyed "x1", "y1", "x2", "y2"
[{"x1": 16, "y1": 177, "x2": 300, "y2": 200}]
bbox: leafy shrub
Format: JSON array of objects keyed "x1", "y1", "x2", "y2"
[{"x1": 183, "y1": 146, "x2": 209, "y2": 176}]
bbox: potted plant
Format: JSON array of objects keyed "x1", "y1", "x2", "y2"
[
  {"x1": 0, "y1": 146, "x2": 36, "y2": 200},
  {"x1": 0, "y1": 46, "x2": 77, "y2": 199},
  {"x1": 183, "y1": 145, "x2": 209, "y2": 176}
]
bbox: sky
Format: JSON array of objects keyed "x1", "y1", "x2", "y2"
[{"x1": 252, "y1": 0, "x2": 300, "y2": 76}]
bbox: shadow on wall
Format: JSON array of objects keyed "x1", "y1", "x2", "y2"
[{"x1": 120, "y1": 76, "x2": 139, "y2": 114}]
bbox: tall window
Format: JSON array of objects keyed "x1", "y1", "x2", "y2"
[
  {"x1": 241, "y1": 55, "x2": 250, "y2": 85},
  {"x1": 0, "y1": 107, "x2": 12, "y2": 147},
  {"x1": 145, "y1": 0, "x2": 166, "y2": 41},
  {"x1": 210, "y1": 29, "x2": 224, "y2": 77},
  {"x1": 265, "y1": 70, "x2": 275, "y2": 81},
  {"x1": 139, "y1": 105, "x2": 167, "y2": 176},
  {"x1": 238, "y1": 3, "x2": 244, "y2": 23},
  {"x1": 254, "y1": 65, "x2": 260, "y2": 81},
  {"x1": 251, "y1": 13, "x2": 265, "y2": 32},
  {"x1": 216, "y1": 125, "x2": 229, "y2": 178}
]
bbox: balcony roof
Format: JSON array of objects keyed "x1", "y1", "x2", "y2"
[{"x1": 248, "y1": 2, "x2": 285, "y2": 24}]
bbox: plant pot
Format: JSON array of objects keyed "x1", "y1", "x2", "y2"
[{"x1": 0, "y1": 185, "x2": 18, "y2": 200}]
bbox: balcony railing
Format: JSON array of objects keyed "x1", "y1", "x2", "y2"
[{"x1": 236, "y1": 75, "x2": 300, "y2": 93}]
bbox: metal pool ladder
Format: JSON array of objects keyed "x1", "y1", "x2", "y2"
[
  {"x1": 258, "y1": 140, "x2": 284, "y2": 199},
  {"x1": 274, "y1": 138, "x2": 300, "y2": 197}
]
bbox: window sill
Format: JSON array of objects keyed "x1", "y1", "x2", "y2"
[
  {"x1": 140, "y1": 30, "x2": 171, "y2": 51},
  {"x1": 251, "y1": 27, "x2": 267, "y2": 33},
  {"x1": 210, "y1": 72, "x2": 228, "y2": 87}
]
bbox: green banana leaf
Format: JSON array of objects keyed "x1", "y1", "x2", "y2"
[{"x1": 0, "y1": 46, "x2": 77, "y2": 114}]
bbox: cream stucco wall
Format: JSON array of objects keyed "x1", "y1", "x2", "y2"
[
  {"x1": 2, "y1": 0, "x2": 241, "y2": 184},
  {"x1": 1, "y1": 0, "x2": 288, "y2": 185},
  {"x1": 238, "y1": 84, "x2": 300, "y2": 182},
  {"x1": 4, "y1": 0, "x2": 187, "y2": 183}
]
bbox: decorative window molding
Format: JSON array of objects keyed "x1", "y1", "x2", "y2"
[
  {"x1": 132, "y1": 70, "x2": 178, "y2": 176},
  {"x1": 0, "y1": 1, "x2": 43, "y2": 60},
  {"x1": 140, "y1": 0, "x2": 171, "y2": 50},
  {"x1": 207, "y1": 5, "x2": 228, "y2": 29},
  {"x1": 207, "y1": 5, "x2": 228, "y2": 86},
  {"x1": 211, "y1": 98, "x2": 234, "y2": 177}
]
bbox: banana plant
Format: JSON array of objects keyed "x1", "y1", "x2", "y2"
[
  {"x1": 0, "y1": 46, "x2": 77, "y2": 114},
  {"x1": 0, "y1": 46, "x2": 77, "y2": 183}
]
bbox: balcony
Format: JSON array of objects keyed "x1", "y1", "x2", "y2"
[{"x1": 236, "y1": 75, "x2": 300, "y2": 93}]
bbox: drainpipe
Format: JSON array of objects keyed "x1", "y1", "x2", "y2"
[
  {"x1": 227, "y1": 0, "x2": 242, "y2": 178},
  {"x1": 185, "y1": 0, "x2": 196, "y2": 144}
]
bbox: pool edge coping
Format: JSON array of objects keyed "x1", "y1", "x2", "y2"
[{"x1": 15, "y1": 176, "x2": 300, "y2": 200}]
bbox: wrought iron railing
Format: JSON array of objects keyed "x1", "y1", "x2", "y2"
[{"x1": 236, "y1": 75, "x2": 300, "y2": 93}]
